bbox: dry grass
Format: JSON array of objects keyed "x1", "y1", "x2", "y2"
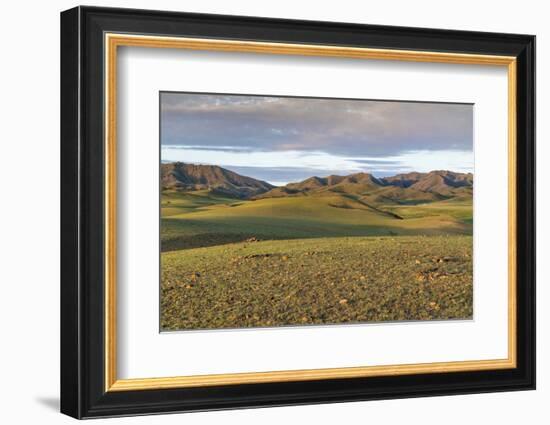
[{"x1": 161, "y1": 235, "x2": 472, "y2": 331}]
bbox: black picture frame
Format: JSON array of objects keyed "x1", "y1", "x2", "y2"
[{"x1": 61, "y1": 5, "x2": 535, "y2": 419}]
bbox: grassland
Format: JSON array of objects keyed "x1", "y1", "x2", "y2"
[
  {"x1": 161, "y1": 235, "x2": 472, "y2": 330},
  {"x1": 160, "y1": 189, "x2": 473, "y2": 330},
  {"x1": 161, "y1": 190, "x2": 472, "y2": 252}
]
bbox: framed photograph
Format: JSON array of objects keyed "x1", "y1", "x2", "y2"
[{"x1": 60, "y1": 6, "x2": 535, "y2": 419}]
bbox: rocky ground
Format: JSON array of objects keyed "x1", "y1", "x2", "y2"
[{"x1": 160, "y1": 235, "x2": 473, "y2": 331}]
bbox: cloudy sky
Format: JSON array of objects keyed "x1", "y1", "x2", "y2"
[{"x1": 160, "y1": 92, "x2": 473, "y2": 186}]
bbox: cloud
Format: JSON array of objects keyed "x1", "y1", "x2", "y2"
[
  {"x1": 160, "y1": 92, "x2": 473, "y2": 158},
  {"x1": 165, "y1": 145, "x2": 253, "y2": 153}
]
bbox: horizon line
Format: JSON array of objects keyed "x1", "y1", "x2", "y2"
[{"x1": 162, "y1": 161, "x2": 473, "y2": 187}]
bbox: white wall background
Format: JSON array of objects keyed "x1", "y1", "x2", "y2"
[{"x1": 0, "y1": 0, "x2": 545, "y2": 423}]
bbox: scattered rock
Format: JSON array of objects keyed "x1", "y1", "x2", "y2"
[
  {"x1": 339, "y1": 299, "x2": 348, "y2": 305},
  {"x1": 428, "y1": 301, "x2": 441, "y2": 311},
  {"x1": 416, "y1": 272, "x2": 427, "y2": 281}
]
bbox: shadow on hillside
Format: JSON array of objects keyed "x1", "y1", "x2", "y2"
[{"x1": 162, "y1": 233, "x2": 253, "y2": 252}]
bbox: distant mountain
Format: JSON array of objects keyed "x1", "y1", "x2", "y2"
[
  {"x1": 256, "y1": 170, "x2": 473, "y2": 203},
  {"x1": 162, "y1": 163, "x2": 473, "y2": 203},
  {"x1": 382, "y1": 170, "x2": 473, "y2": 194},
  {"x1": 161, "y1": 162, "x2": 275, "y2": 199}
]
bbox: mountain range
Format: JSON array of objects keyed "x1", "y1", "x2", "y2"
[{"x1": 161, "y1": 162, "x2": 473, "y2": 203}]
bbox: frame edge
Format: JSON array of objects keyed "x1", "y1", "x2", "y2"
[{"x1": 60, "y1": 6, "x2": 83, "y2": 420}]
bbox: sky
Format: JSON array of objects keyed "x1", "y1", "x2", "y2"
[{"x1": 160, "y1": 92, "x2": 473, "y2": 186}]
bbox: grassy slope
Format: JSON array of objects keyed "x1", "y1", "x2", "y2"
[
  {"x1": 161, "y1": 236, "x2": 473, "y2": 330},
  {"x1": 161, "y1": 190, "x2": 472, "y2": 251},
  {"x1": 161, "y1": 189, "x2": 239, "y2": 216}
]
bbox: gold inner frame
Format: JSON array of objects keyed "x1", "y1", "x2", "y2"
[{"x1": 104, "y1": 33, "x2": 518, "y2": 392}]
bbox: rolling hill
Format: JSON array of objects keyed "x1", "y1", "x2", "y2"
[
  {"x1": 161, "y1": 162, "x2": 275, "y2": 199},
  {"x1": 256, "y1": 170, "x2": 473, "y2": 203},
  {"x1": 162, "y1": 163, "x2": 473, "y2": 203},
  {"x1": 160, "y1": 164, "x2": 473, "y2": 251}
]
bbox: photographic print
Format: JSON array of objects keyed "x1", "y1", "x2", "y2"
[{"x1": 160, "y1": 92, "x2": 473, "y2": 331}]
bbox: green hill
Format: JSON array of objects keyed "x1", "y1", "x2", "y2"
[
  {"x1": 161, "y1": 189, "x2": 472, "y2": 252},
  {"x1": 160, "y1": 165, "x2": 473, "y2": 251}
]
